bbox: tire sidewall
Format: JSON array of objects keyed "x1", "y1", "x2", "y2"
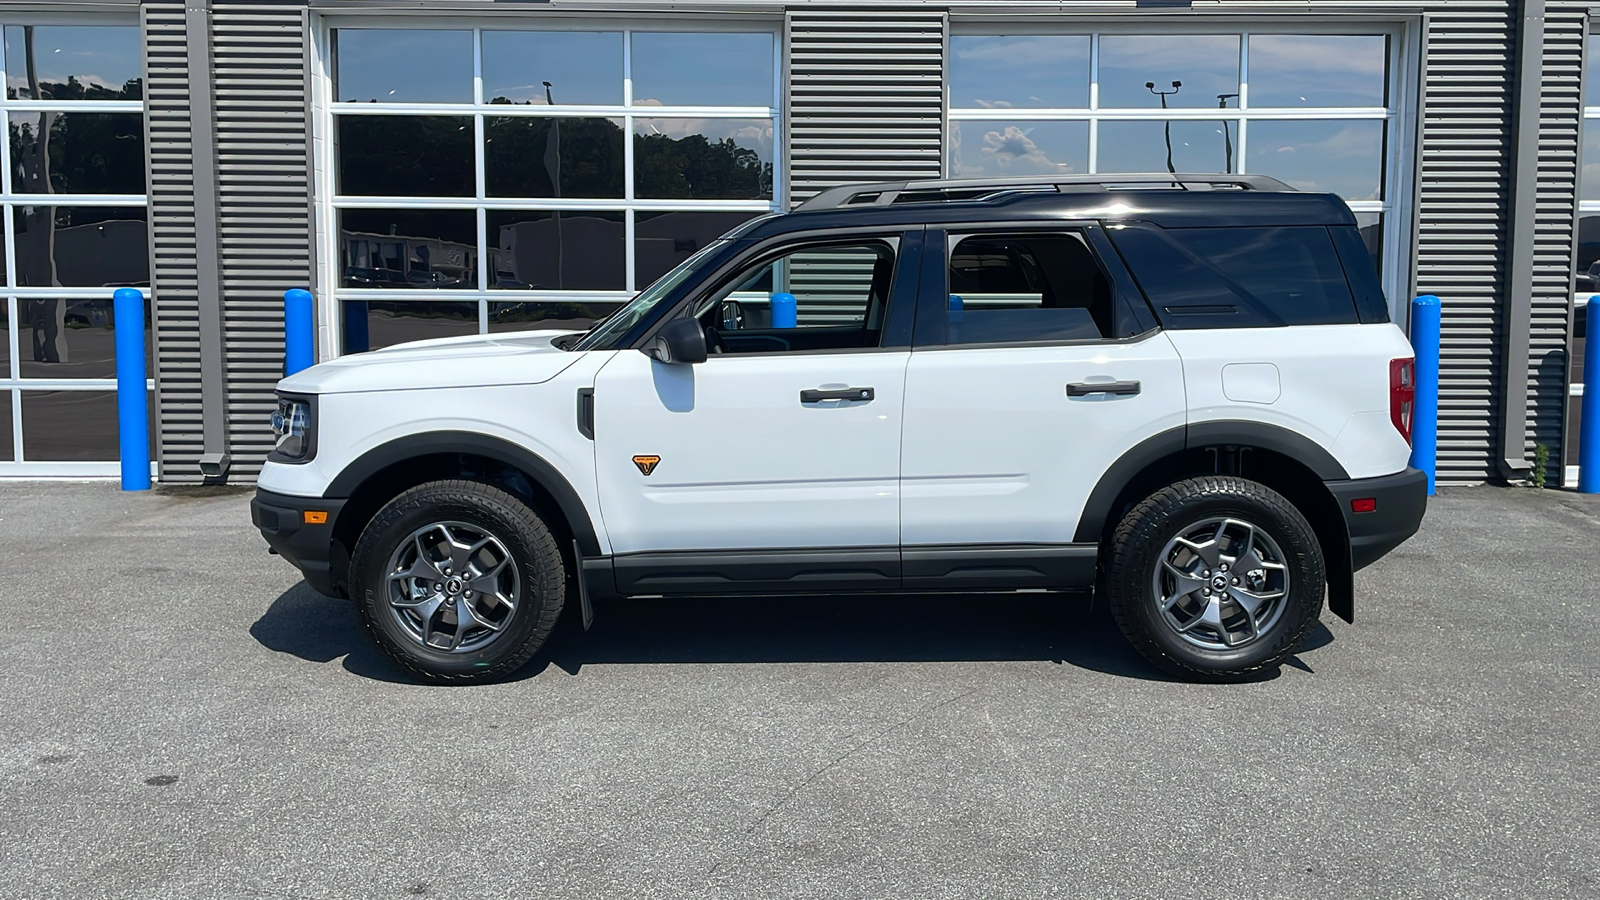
[
  {"x1": 1116, "y1": 482, "x2": 1324, "y2": 676},
  {"x1": 351, "y1": 485, "x2": 558, "y2": 680}
]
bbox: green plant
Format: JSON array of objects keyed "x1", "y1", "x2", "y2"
[{"x1": 1532, "y1": 443, "x2": 1550, "y2": 489}]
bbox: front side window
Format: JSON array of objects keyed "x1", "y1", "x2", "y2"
[
  {"x1": 943, "y1": 232, "x2": 1117, "y2": 345},
  {"x1": 688, "y1": 240, "x2": 898, "y2": 354}
]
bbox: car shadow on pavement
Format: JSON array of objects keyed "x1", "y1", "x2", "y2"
[{"x1": 252, "y1": 582, "x2": 1335, "y2": 684}]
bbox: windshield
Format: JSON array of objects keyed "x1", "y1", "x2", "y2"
[{"x1": 572, "y1": 240, "x2": 729, "y2": 351}]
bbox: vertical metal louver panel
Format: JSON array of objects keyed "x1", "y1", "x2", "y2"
[
  {"x1": 1415, "y1": 8, "x2": 1515, "y2": 483},
  {"x1": 213, "y1": 1, "x2": 312, "y2": 481},
  {"x1": 143, "y1": 1, "x2": 204, "y2": 482},
  {"x1": 1525, "y1": 10, "x2": 1584, "y2": 486},
  {"x1": 786, "y1": 8, "x2": 946, "y2": 204}
]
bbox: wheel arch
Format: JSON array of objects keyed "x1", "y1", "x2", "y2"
[
  {"x1": 325, "y1": 432, "x2": 601, "y2": 594},
  {"x1": 1077, "y1": 422, "x2": 1354, "y2": 622}
]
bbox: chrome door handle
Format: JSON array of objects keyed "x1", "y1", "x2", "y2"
[
  {"x1": 801, "y1": 387, "x2": 874, "y2": 403},
  {"x1": 1067, "y1": 380, "x2": 1141, "y2": 397}
]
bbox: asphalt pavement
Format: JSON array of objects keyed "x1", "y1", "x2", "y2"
[{"x1": 0, "y1": 482, "x2": 1596, "y2": 899}]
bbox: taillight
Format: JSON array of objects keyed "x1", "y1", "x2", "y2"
[{"x1": 1390, "y1": 357, "x2": 1416, "y2": 446}]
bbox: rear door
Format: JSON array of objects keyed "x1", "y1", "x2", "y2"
[{"x1": 898, "y1": 225, "x2": 1187, "y2": 588}]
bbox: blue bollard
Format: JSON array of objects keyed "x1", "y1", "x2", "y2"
[
  {"x1": 770, "y1": 292, "x2": 797, "y2": 329},
  {"x1": 1409, "y1": 295, "x2": 1441, "y2": 496},
  {"x1": 1580, "y1": 302, "x2": 1599, "y2": 493},
  {"x1": 113, "y1": 288, "x2": 150, "y2": 491},
  {"x1": 284, "y1": 288, "x2": 315, "y2": 375}
]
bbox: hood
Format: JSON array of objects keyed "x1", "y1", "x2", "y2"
[{"x1": 277, "y1": 330, "x2": 588, "y2": 395}]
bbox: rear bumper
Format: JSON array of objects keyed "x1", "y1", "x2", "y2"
[
  {"x1": 252, "y1": 489, "x2": 347, "y2": 597},
  {"x1": 1325, "y1": 467, "x2": 1428, "y2": 571}
]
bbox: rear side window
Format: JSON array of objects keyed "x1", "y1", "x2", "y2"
[
  {"x1": 1108, "y1": 224, "x2": 1358, "y2": 328},
  {"x1": 943, "y1": 232, "x2": 1116, "y2": 345}
]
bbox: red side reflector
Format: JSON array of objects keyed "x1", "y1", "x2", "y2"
[{"x1": 1350, "y1": 498, "x2": 1377, "y2": 513}]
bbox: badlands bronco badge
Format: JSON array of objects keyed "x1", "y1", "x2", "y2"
[{"x1": 632, "y1": 455, "x2": 661, "y2": 476}]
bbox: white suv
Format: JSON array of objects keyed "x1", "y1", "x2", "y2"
[{"x1": 253, "y1": 175, "x2": 1427, "y2": 683}]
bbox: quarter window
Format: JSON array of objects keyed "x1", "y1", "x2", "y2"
[{"x1": 1109, "y1": 225, "x2": 1358, "y2": 328}]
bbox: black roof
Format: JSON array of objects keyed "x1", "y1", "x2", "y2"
[{"x1": 737, "y1": 174, "x2": 1357, "y2": 241}]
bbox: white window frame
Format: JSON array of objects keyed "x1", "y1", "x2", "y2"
[
  {"x1": 0, "y1": 13, "x2": 150, "y2": 476},
  {"x1": 945, "y1": 19, "x2": 1421, "y2": 324},
  {"x1": 311, "y1": 15, "x2": 784, "y2": 359}
]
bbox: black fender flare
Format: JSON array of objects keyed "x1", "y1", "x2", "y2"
[
  {"x1": 1072, "y1": 420, "x2": 1350, "y2": 543},
  {"x1": 324, "y1": 431, "x2": 602, "y2": 557}
]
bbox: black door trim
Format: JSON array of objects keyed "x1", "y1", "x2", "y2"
[
  {"x1": 611, "y1": 547, "x2": 901, "y2": 595},
  {"x1": 902, "y1": 543, "x2": 1098, "y2": 590}
]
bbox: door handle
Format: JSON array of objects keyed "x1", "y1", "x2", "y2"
[
  {"x1": 801, "y1": 387, "x2": 875, "y2": 403},
  {"x1": 1067, "y1": 380, "x2": 1141, "y2": 397}
]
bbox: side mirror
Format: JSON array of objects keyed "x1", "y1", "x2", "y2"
[{"x1": 643, "y1": 317, "x2": 708, "y2": 365}]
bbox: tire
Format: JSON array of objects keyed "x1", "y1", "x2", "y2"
[
  {"x1": 348, "y1": 479, "x2": 565, "y2": 684},
  {"x1": 1101, "y1": 475, "x2": 1325, "y2": 682}
]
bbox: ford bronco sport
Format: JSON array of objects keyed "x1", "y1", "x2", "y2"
[{"x1": 253, "y1": 174, "x2": 1427, "y2": 683}]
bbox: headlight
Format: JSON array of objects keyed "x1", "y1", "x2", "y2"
[{"x1": 271, "y1": 395, "x2": 314, "y2": 461}]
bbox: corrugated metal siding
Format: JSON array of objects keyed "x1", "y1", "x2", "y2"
[
  {"x1": 785, "y1": 7, "x2": 945, "y2": 203},
  {"x1": 1415, "y1": 8, "x2": 1515, "y2": 483},
  {"x1": 213, "y1": 1, "x2": 312, "y2": 480},
  {"x1": 143, "y1": 1, "x2": 204, "y2": 481},
  {"x1": 1526, "y1": 9, "x2": 1584, "y2": 486}
]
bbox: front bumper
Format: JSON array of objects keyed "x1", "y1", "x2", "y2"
[
  {"x1": 1325, "y1": 466, "x2": 1428, "y2": 571},
  {"x1": 252, "y1": 489, "x2": 347, "y2": 597}
]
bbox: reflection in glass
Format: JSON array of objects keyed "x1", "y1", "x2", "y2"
[
  {"x1": 13, "y1": 206, "x2": 148, "y2": 287},
  {"x1": 1248, "y1": 35, "x2": 1388, "y2": 108},
  {"x1": 634, "y1": 211, "x2": 757, "y2": 286},
  {"x1": 482, "y1": 32, "x2": 623, "y2": 106},
  {"x1": 342, "y1": 300, "x2": 480, "y2": 353},
  {"x1": 1097, "y1": 35, "x2": 1240, "y2": 109},
  {"x1": 1247, "y1": 119, "x2": 1384, "y2": 201},
  {"x1": 949, "y1": 36, "x2": 1090, "y2": 109},
  {"x1": 1582, "y1": 121, "x2": 1600, "y2": 203},
  {"x1": 1354, "y1": 213, "x2": 1383, "y2": 278},
  {"x1": 9, "y1": 112, "x2": 145, "y2": 195},
  {"x1": 485, "y1": 117, "x2": 624, "y2": 198},
  {"x1": 631, "y1": 33, "x2": 773, "y2": 107},
  {"x1": 1, "y1": 303, "x2": 10, "y2": 375},
  {"x1": 4, "y1": 25, "x2": 142, "y2": 101},
  {"x1": 489, "y1": 300, "x2": 616, "y2": 333},
  {"x1": 339, "y1": 209, "x2": 477, "y2": 289},
  {"x1": 337, "y1": 116, "x2": 473, "y2": 197},
  {"x1": 19, "y1": 296, "x2": 151, "y2": 379},
  {"x1": 334, "y1": 29, "x2": 472, "y2": 103},
  {"x1": 488, "y1": 211, "x2": 624, "y2": 290},
  {"x1": 0, "y1": 391, "x2": 9, "y2": 461},
  {"x1": 1096, "y1": 120, "x2": 1234, "y2": 174},
  {"x1": 21, "y1": 390, "x2": 153, "y2": 461},
  {"x1": 951, "y1": 121, "x2": 1088, "y2": 177},
  {"x1": 1575, "y1": 215, "x2": 1600, "y2": 292},
  {"x1": 633, "y1": 119, "x2": 773, "y2": 199}
]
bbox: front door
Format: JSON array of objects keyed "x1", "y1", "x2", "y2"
[{"x1": 592, "y1": 233, "x2": 920, "y2": 594}]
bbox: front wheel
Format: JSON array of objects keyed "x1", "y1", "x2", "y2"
[
  {"x1": 348, "y1": 479, "x2": 566, "y2": 683},
  {"x1": 1102, "y1": 476, "x2": 1325, "y2": 681}
]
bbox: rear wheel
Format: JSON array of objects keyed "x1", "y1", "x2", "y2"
[
  {"x1": 349, "y1": 479, "x2": 565, "y2": 683},
  {"x1": 1102, "y1": 476, "x2": 1324, "y2": 681}
]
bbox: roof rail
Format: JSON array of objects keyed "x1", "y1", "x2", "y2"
[{"x1": 795, "y1": 174, "x2": 1296, "y2": 212}]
